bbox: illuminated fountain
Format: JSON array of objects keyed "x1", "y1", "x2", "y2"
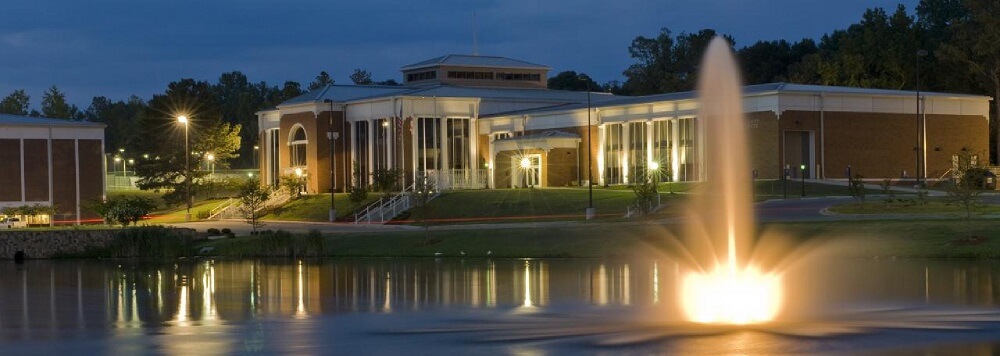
[{"x1": 678, "y1": 37, "x2": 782, "y2": 324}]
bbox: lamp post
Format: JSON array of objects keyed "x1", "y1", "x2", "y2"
[
  {"x1": 578, "y1": 74, "x2": 594, "y2": 220},
  {"x1": 294, "y1": 167, "x2": 305, "y2": 197},
  {"x1": 206, "y1": 153, "x2": 215, "y2": 177},
  {"x1": 324, "y1": 99, "x2": 337, "y2": 222},
  {"x1": 114, "y1": 156, "x2": 122, "y2": 176},
  {"x1": 649, "y1": 161, "x2": 660, "y2": 186},
  {"x1": 915, "y1": 49, "x2": 928, "y2": 188},
  {"x1": 178, "y1": 115, "x2": 191, "y2": 222},
  {"x1": 127, "y1": 159, "x2": 134, "y2": 177},
  {"x1": 800, "y1": 164, "x2": 806, "y2": 197}
]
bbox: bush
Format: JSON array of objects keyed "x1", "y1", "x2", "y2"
[
  {"x1": 221, "y1": 228, "x2": 232, "y2": 234},
  {"x1": 349, "y1": 185, "x2": 369, "y2": 203},
  {"x1": 371, "y1": 169, "x2": 403, "y2": 192},
  {"x1": 107, "y1": 226, "x2": 192, "y2": 258},
  {"x1": 207, "y1": 228, "x2": 221, "y2": 236},
  {"x1": 962, "y1": 167, "x2": 991, "y2": 190},
  {"x1": 226, "y1": 232, "x2": 236, "y2": 239},
  {"x1": 196, "y1": 210, "x2": 211, "y2": 220},
  {"x1": 89, "y1": 196, "x2": 156, "y2": 227}
]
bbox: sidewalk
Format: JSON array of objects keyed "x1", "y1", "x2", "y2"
[{"x1": 807, "y1": 179, "x2": 948, "y2": 197}]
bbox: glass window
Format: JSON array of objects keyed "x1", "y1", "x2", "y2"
[
  {"x1": 289, "y1": 126, "x2": 307, "y2": 168},
  {"x1": 604, "y1": 123, "x2": 624, "y2": 185}
]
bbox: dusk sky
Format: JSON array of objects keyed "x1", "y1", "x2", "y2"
[{"x1": 1, "y1": 0, "x2": 919, "y2": 109}]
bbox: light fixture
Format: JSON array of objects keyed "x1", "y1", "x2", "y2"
[
  {"x1": 294, "y1": 168, "x2": 304, "y2": 177},
  {"x1": 649, "y1": 161, "x2": 660, "y2": 171},
  {"x1": 520, "y1": 157, "x2": 531, "y2": 169},
  {"x1": 177, "y1": 115, "x2": 188, "y2": 124}
]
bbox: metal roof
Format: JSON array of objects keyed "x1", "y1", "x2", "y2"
[
  {"x1": 0, "y1": 114, "x2": 105, "y2": 128},
  {"x1": 278, "y1": 85, "x2": 414, "y2": 106},
  {"x1": 481, "y1": 82, "x2": 991, "y2": 118},
  {"x1": 277, "y1": 84, "x2": 617, "y2": 107},
  {"x1": 400, "y1": 54, "x2": 550, "y2": 71}
]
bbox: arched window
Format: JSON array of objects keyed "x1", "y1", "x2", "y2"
[{"x1": 289, "y1": 125, "x2": 307, "y2": 168}]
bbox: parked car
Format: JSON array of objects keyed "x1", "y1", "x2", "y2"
[{"x1": 1, "y1": 217, "x2": 27, "y2": 229}]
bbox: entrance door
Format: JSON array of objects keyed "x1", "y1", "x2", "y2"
[
  {"x1": 783, "y1": 131, "x2": 814, "y2": 179},
  {"x1": 512, "y1": 154, "x2": 542, "y2": 188}
]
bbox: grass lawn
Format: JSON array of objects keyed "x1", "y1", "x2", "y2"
[
  {"x1": 145, "y1": 198, "x2": 233, "y2": 224},
  {"x1": 200, "y1": 218, "x2": 1000, "y2": 259},
  {"x1": 752, "y1": 180, "x2": 883, "y2": 199},
  {"x1": 403, "y1": 188, "x2": 665, "y2": 224},
  {"x1": 264, "y1": 193, "x2": 384, "y2": 221},
  {"x1": 828, "y1": 198, "x2": 1000, "y2": 215}
]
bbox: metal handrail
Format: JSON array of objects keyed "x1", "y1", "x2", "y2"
[
  {"x1": 207, "y1": 198, "x2": 235, "y2": 220},
  {"x1": 354, "y1": 183, "x2": 416, "y2": 224}
]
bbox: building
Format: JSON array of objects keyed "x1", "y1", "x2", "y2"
[
  {"x1": 257, "y1": 54, "x2": 990, "y2": 193},
  {"x1": 0, "y1": 114, "x2": 106, "y2": 225}
]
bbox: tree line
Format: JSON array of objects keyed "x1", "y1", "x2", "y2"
[
  {"x1": 1, "y1": 0, "x2": 997, "y2": 166},
  {"x1": 547, "y1": 0, "x2": 1000, "y2": 163}
]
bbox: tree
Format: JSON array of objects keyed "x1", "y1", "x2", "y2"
[
  {"x1": 134, "y1": 79, "x2": 225, "y2": 205},
  {"x1": 86, "y1": 95, "x2": 146, "y2": 154},
  {"x1": 350, "y1": 68, "x2": 373, "y2": 85},
  {"x1": 621, "y1": 28, "x2": 733, "y2": 95},
  {"x1": 90, "y1": 197, "x2": 154, "y2": 227},
  {"x1": 281, "y1": 174, "x2": 307, "y2": 199},
  {"x1": 374, "y1": 79, "x2": 401, "y2": 86},
  {"x1": 737, "y1": 39, "x2": 818, "y2": 84},
  {"x1": 934, "y1": 0, "x2": 1000, "y2": 164},
  {"x1": 547, "y1": 71, "x2": 599, "y2": 91},
  {"x1": 0, "y1": 89, "x2": 30, "y2": 115},
  {"x1": 238, "y1": 179, "x2": 271, "y2": 232},
  {"x1": 308, "y1": 71, "x2": 335, "y2": 91},
  {"x1": 194, "y1": 122, "x2": 242, "y2": 168},
  {"x1": 40, "y1": 85, "x2": 78, "y2": 119},
  {"x1": 947, "y1": 146, "x2": 984, "y2": 223}
]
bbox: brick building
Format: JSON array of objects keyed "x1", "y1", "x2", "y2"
[
  {"x1": 0, "y1": 114, "x2": 106, "y2": 225},
  {"x1": 257, "y1": 55, "x2": 990, "y2": 193}
]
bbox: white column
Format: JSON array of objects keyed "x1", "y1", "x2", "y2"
[
  {"x1": 671, "y1": 119, "x2": 680, "y2": 182},
  {"x1": 470, "y1": 117, "x2": 479, "y2": 188},
  {"x1": 622, "y1": 123, "x2": 630, "y2": 185},
  {"x1": 440, "y1": 117, "x2": 449, "y2": 188},
  {"x1": 387, "y1": 118, "x2": 395, "y2": 170},
  {"x1": 348, "y1": 121, "x2": 356, "y2": 187},
  {"x1": 646, "y1": 121, "x2": 654, "y2": 169},
  {"x1": 598, "y1": 125, "x2": 606, "y2": 186},
  {"x1": 367, "y1": 120, "x2": 374, "y2": 181}
]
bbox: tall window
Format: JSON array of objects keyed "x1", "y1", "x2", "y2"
[
  {"x1": 604, "y1": 123, "x2": 624, "y2": 185},
  {"x1": 373, "y1": 118, "x2": 389, "y2": 171},
  {"x1": 678, "y1": 118, "x2": 697, "y2": 181},
  {"x1": 289, "y1": 126, "x2": 307, "y2": 168},
  {"x1": 652, "y1": 120, "x2": 672, "y2": 179},
  {"x1": 417, "y1": 117, "x2": 440, "y2": 172},
  {"x1": 628, "y1": 122, "x2": 647, "y2": 181},
  {"x1": 447, "y1": 118, "x2": 470, "y2": 170},
  {"x1": 268, "y1": 129, "x2": 280, "y2": 187},
  {"x1": 354, "y1": 121, "x2": 369, "y2": 187}
]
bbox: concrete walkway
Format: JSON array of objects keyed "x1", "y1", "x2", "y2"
[{"x1": 806, "y1": 179, "x2": 948, "y2": 196}]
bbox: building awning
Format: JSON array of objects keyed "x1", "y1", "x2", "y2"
[{"x1": 494, "y1": 131, "x2": 580, "y2": 152}]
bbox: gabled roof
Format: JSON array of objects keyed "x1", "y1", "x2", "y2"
[
  {"x1": 400, "y1": 54, "x2": 550, "y2": 71},
  {"x1": 0, "y1": 113, "x2": 105, "y2": 128}
]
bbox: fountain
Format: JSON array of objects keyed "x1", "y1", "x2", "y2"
[{"x1": 679, "y1": 37, "x2": 782, "y2": 324}]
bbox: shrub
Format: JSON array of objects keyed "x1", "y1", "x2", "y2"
[
  {"x1": 196, "y1": 210, "x2": 211, "y2": 220},
  {"x1": 221, "y1": 228, "x2": 232, "y2": 234},
  {"x1": 207, "y1": 228, "x2": 221, "y2": 236},
  {"x1": 107, "y1": 226, "x2": 191, "y2": 258},
  {"x1": 90, "y1": 196, "x2": 156, "y2": 227},
  {"x1": 349, "y1": 185, "x2": 368, "y2": 203},
  {"x1": 371, "y1": 169, "x2": 403, "y2": 192}
]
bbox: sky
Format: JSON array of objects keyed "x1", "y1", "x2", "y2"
[{"x1": 0, "y1": 0, "x2": 920, "y2": 109}]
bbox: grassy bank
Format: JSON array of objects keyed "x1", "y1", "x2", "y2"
[
  {"x1": 196, "y1": 219, "x2": 1000, "y2": 259},
  {"x1": 263, "y1": 193, "x2": 383, "y2": 221},
  {"x1": 828, "y1": 198, "x2": 1000, "y2": 215}
]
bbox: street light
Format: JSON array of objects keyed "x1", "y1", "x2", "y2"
[
  {"x1": 578, "y1": 74, "x2": 594, "y2": 220},
  {"x1": 323, "y1": 99, "x2": 337, "y2": 222},
  {"x1": 800, "y1": 164, "x2": 806, "y2": 197},
  {"x1": 177, "y1": 115, "x2": 191, "y2": 222},
  {"x1": 915, "y1": 49, "x2": 928, "y2": 188},
  {"x1": 206, "y1": 153, "x2": 215, "y2": 176},
  {"x1": 127, "y1": 158, "x2": 134, "y2": 177}
]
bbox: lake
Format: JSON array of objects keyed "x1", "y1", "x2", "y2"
[{"x1": 2, "y1": 258, "x2": 1000, "y2": 354}]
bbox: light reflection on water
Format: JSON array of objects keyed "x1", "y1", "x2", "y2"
[{"x1": 1, "y1": 258, "x2": 1000, "y2": 353}]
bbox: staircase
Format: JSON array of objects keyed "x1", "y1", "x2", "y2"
[
  {"x1": 210, "y1": 190, "x2": 291, "y2": 220},
  {"x1": 354, "y1": 183, "x2": 439, "y2": 224}
]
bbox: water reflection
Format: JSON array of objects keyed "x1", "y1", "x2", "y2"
[{"x1": 2, "y1": 258, "x2": 1000, "y2": 350}]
